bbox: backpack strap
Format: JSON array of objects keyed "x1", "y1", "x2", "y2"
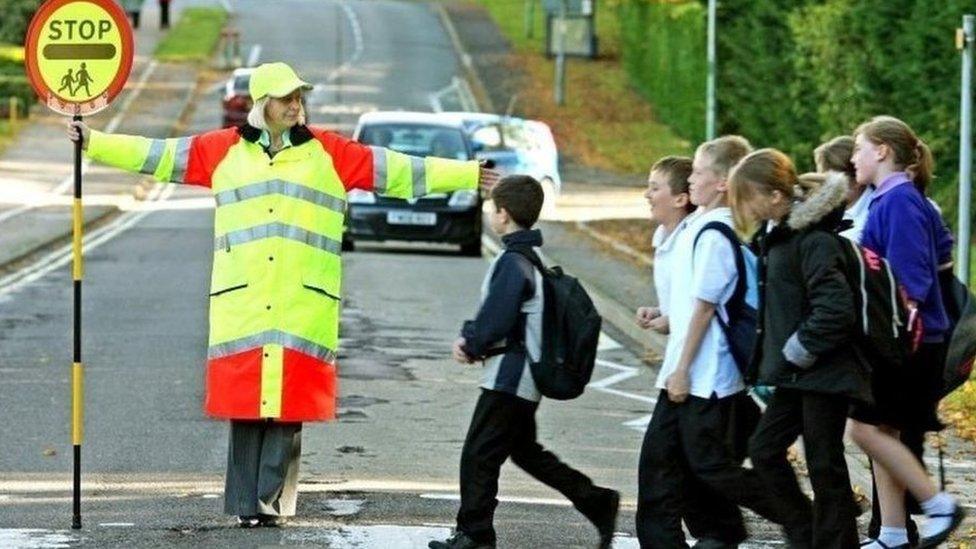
[
  {"x1": 505, "y1": 245, "x2": 547, "y2": 275},
  {"x1": 693, "y1": 221, "x2": 747, "y2": 309}
]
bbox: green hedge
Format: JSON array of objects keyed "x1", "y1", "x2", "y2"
[
  {"x1": 618, "y1": 0, "x2": 706, "y2": 142},
  {"x1": 0, "y1": 45, "x2": 31, "y2": 117},
  {"x1": 617, "y1": 0, "x2": 974, "y2": 226}
]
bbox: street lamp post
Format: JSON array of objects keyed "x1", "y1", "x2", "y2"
[
  {"x1": 958, "y1": 14, "x2": 974, "y2": 285},
  {"x1": 554, "y1": 0, "x2": 567, "y2": 105},
  {"x1": 705, "y1": 0, "x2": 716, "y2": 140}
]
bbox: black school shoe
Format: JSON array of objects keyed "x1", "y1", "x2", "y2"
[
  {"x1": 428, "y1": 531, "x2": 496, "y2": 549},
  {"x1": 917, "y1": 505, "x2": 967, "y2": 549},
  {"x1": 258, "y1": 514, "x2": 288, "y2": 527},
  {"x1": 581, "y1": 488, "x2": 620, "y2": 549},
  {"x1": 237, "y1": 515, "x2": 260, "y2": 528}
]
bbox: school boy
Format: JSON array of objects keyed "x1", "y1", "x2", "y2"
[
  {"x1": 635, "y1": 136, "x2": 790, "y2": 548},
  {"x1": 430, "y1": 175, "x2": 620, "y2": 549}
]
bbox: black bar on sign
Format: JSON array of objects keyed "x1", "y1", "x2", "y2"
[{"x1": 43, "y1": 43, "x2": 116, "y2": 60}]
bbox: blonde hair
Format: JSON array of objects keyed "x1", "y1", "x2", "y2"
[
  {"x1": 727, "y1": 148, "x2": 798, "y2": 234},
  {"x1": 696, "y1": 135, "x2": 753, "y2": 179},
  {"x1": 246, "y1": 95, "x2": 306, "y2": 130},
  {"x1": 854, "y1": 115, "x2": 933, "y2": 192},
  {"x1": 814, "y1": 136, "x2": 855, "y2": 180}
]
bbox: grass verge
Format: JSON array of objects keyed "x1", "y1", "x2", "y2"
[
  {"x1": 154, "y1": 8, "x2": 228, "y2": 63},
  {"x1": 474, "y1": 0, "x2": 691, "y2": 174}
]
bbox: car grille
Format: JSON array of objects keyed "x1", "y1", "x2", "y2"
[{"x1": 374, "y1": 194, "x2": 450, "y2": 207}]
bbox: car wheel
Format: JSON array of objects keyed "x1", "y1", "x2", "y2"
[
  {"x1": 460, "y1": 238, "x2": 482, "y2": 257},
  {"x1": 342, "y1": 236, "x2": 355, "y2": 252}
]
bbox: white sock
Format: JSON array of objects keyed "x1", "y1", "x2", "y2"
[
  {"x1": 920, "y1": 492, "x2": 957, "y2": 538},
  {"x1": 877, "y1": 526, "x2": 909, "y2": 547}
]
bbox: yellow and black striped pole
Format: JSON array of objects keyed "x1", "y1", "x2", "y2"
[{"x1": 71, "y1": 113, "x2": 84, "y2": 530}]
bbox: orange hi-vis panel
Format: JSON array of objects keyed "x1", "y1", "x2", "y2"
[{"x1": 86, "y1": 124, "x2": 479, "y2": 421}]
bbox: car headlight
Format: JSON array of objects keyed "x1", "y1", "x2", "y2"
[
  {"x1": 347, "y1": 189, "x2": 376, "y2": 204},
  {"x1": 448, "y1": 189, "x2": 479, "y2": 208}
]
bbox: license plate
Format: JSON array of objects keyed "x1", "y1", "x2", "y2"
[{"x1": 386, "y1": 210, "x2": 437, "y2": 226}]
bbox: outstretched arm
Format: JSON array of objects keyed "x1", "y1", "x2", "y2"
[
  {"x1": 309, "y1": 128, "x2": 498, "y2": 198},
  {"x1": 68, "y1": 121, "x2": 238, "y2": 188}
]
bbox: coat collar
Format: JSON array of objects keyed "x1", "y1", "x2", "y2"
[
  {"x1": 238, "y1": 123, "x2": 314, "y2": 147},
  {"x1": 502, "y1": 228, "x2": 543, "y2": 248},
  {"x1": 786, "y1": 171, "x2": 849, "y2": 232}
]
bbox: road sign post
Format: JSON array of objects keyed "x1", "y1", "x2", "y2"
[
  {"x1": 24, "y1": 0, "x2": 133, "y2": 529},
  {"x1": 958, "y1": 15, "x2": 974, "y2": 286}
]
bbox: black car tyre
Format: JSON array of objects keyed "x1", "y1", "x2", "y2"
[
  {"x1": 341, "y1": 236, "x2": 355, "y2": 252},
  {"x1": 460, "y1": 237, "x2": 482, "y2": 257}
]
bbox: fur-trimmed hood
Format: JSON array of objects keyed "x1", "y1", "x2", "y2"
[{"x1": 787, "y1": 171, "x2": 849, "y2": 231}]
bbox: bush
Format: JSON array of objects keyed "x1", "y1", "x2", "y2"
[
  {"x1": 618, "y1": 0, "x2": 705, "y2": 142},
  {"x1": 617, "y1": 0, "x2": 974, "y2": 226},
  {"x1": 0, "y1": 44, "x2": 32, "y2": 117},
  {"x1": 0, "y1": 0, "x2": 42, "y2": 45}
]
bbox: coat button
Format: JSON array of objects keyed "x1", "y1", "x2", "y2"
[
  {"x1": 268, "y1": 256, "x2": 274, "y2": 262},
  {"x1": 266, "y1": 305, "x2": 272, "y2": 310},
  {"x1": 264, "y1": 352, "x2": 269, "y2": 358}
]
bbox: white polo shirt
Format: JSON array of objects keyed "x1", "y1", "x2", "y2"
[
  {"x1": 652, "y1": 212, "x2": 698, "y2": 316},
  {"x1": 656, "y1": 207, "x2": 744, "y2": 399},
  {"x1": 840, "y1": 186, "x2": 874, "y2": 243}
]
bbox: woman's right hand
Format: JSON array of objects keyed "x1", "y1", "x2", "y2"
[{"x1": 67, "y1": 121, "x2": 91, "y2": 150}]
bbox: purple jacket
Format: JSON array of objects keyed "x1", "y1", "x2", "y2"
[{"x1": 862, "y1": 173, "x2": 954, "y2": 340}]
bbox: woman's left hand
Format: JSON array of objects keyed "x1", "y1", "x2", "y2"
[{"x1": 478, "y1": 167, "x2": 500, "y2": 193}]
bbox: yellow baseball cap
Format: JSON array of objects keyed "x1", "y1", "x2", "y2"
[{"x1": 249, "y1": 62, "x2": 312, "y2": 101}]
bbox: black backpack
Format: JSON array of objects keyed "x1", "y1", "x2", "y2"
[
  {"x1": 833, "y1": 235, "x2": 920, "y2": 371},
  {"x1": 692, "y1": 222, "x2": 760, "y2": 376},
  {"x1": 505, "y1": 247, "x2": 602, "y2": 400},
  {"x1": 939, "y1": 268, "x2": 976, "y2": 397}
]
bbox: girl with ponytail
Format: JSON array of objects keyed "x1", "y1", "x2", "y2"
[{"x1": 848, "y1": 115, "x2": 962, "y2": 549}]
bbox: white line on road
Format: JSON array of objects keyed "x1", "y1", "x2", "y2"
[
  {"x1": 0, "y1": 183, "x2": 175, "y2": 299},
  {"x1": 0, "y1": 61, "x2": 160, "y2": 225},
  {"x1": 325, "y1": 1, "x2": 364, "y2": 84},
  {"x1": 246, "y1": 44, "x2": 262, "y2": 67}
]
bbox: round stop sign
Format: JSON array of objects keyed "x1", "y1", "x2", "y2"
[{"x1": 24, "y1": 0, "x2": 134, "y2": 116}]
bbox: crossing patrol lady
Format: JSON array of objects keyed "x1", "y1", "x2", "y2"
[{"x1": 68, "y1": 61, "x2": 498, "y2": 527}]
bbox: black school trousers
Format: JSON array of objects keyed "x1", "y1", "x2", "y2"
[
  {"x1": 636, "y1": 391, "x2": 789, "y2": 548},
  {"x1": 456, "y1": 389, "x2": 605, "y2": 544},
  {"x1": 749, "y1": 388, "x2": 860, "y2": 549}
]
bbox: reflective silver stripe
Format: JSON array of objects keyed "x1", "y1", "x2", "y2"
[
  {"x1": 371, "y1": 146, "x2": 387, "y2": 194},
  {"x1": 208, "y1": 330, "x2": 337, "y2": 363},
  {"x1": 140, "y1": 139, "x2": 166, "y2": 175},
  {"x1": 214, "y1": 180, "x2": 345, "y2": 213},
  {"x1": 411, "y1": 156, "x2": 426, "y2": 198},
  {"x1": 214, "y1": 223, "x2": 341, "y2": 255},
  {"x1": 170, "y1": 137, "x2": 192, "y2": 183}
]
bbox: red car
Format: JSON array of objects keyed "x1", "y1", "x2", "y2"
[{"x1": 221, "y1": 68, "x2": 254, "y2": 128}]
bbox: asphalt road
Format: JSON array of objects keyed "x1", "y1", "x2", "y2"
[{"x1": 0, "y1": 0, "x2": 672, "y2": 547}]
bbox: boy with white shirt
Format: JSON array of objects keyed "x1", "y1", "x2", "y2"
[
  {"x1": 636, "y1": 156, "x2": 696, "y2": 335},
  {"x1": 635, "y1": 137, "x2": 790, "y2": 548}
]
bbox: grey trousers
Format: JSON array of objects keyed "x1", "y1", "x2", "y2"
[{"x1": 223, "y1": 420, "x2": 302, "y2": 517}]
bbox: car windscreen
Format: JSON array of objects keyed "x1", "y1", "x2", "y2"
[
  {"x1": 470, "y1": 122, "x2": 535, "y2": 152},
  {"x1": 233, "y1": 74, "x2": 250, "y2": 95},
  {"x1": 359, "y1": 124, "x2": 469, "y2": 160}
]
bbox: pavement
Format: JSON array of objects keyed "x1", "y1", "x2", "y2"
[{"x1": 0, "y1": 0, "x2": 973, "y2": 548}]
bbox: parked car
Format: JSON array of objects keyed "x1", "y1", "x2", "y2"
[
  {"x1": 221, "y1": 68, "x2": 254, "y2": 128},
  {"x1": 346, "y1": 111, "x2": 483, "y2": 256},
  {"x1": 442, "y1": 112, "x2": 562, "y2": 205}
]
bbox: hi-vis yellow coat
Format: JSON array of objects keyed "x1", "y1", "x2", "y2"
[{"x1": 86, "y1": 123, "x2": 479, "y2": 421}]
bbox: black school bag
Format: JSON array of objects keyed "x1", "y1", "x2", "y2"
[
  {"x1": 833, "y1": 235, "x2": 921, "y2": 371},
  {"x1": 692, "y1": 221, "x2": 759, "y2": 377},
  {"x1": 506, "y1": 247, "x2": 602, "y2": 400},
  {"x1": 938, "y1": 269, "x2": 976, "y2": 397}
]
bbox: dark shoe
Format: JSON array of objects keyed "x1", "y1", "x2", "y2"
[
  {"x1": 581, "y1": 488, "x2": 619, "y2": 549},
  {"x1": 237, "y1": 515, "x2": 260, "y2": 528},
  {"x1": 692, "y1": 538, "x2": 738, "y2": 549},
  {"x1": 917, "y1": 505, "x2": 967, "y2": 549},
  {"x1": 428, "y1": 531, "x2": 496, "y2": 549},
  {"x1": 258, "y1": 514, "x2": 288, "y2": 527}
]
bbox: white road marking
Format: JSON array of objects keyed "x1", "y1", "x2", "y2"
[
  {"x1": 325, "y1": 1, "x2": 364, "y2": 84},
  {"x1": 0, "y1": 61, "x2": 160, "y2": 224},
  {"x1": 246, "y1": 44, "x2": 262, "y2": 67},
  {"x1": 97, "y1": 523, "x2": 134, "y2": 527},
  {"x1": 0, "y1": 182, "x2": 175, "y2": 299},
  {"x1": 0, "y1": 529, "x2": 74, "y2": 549}
]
